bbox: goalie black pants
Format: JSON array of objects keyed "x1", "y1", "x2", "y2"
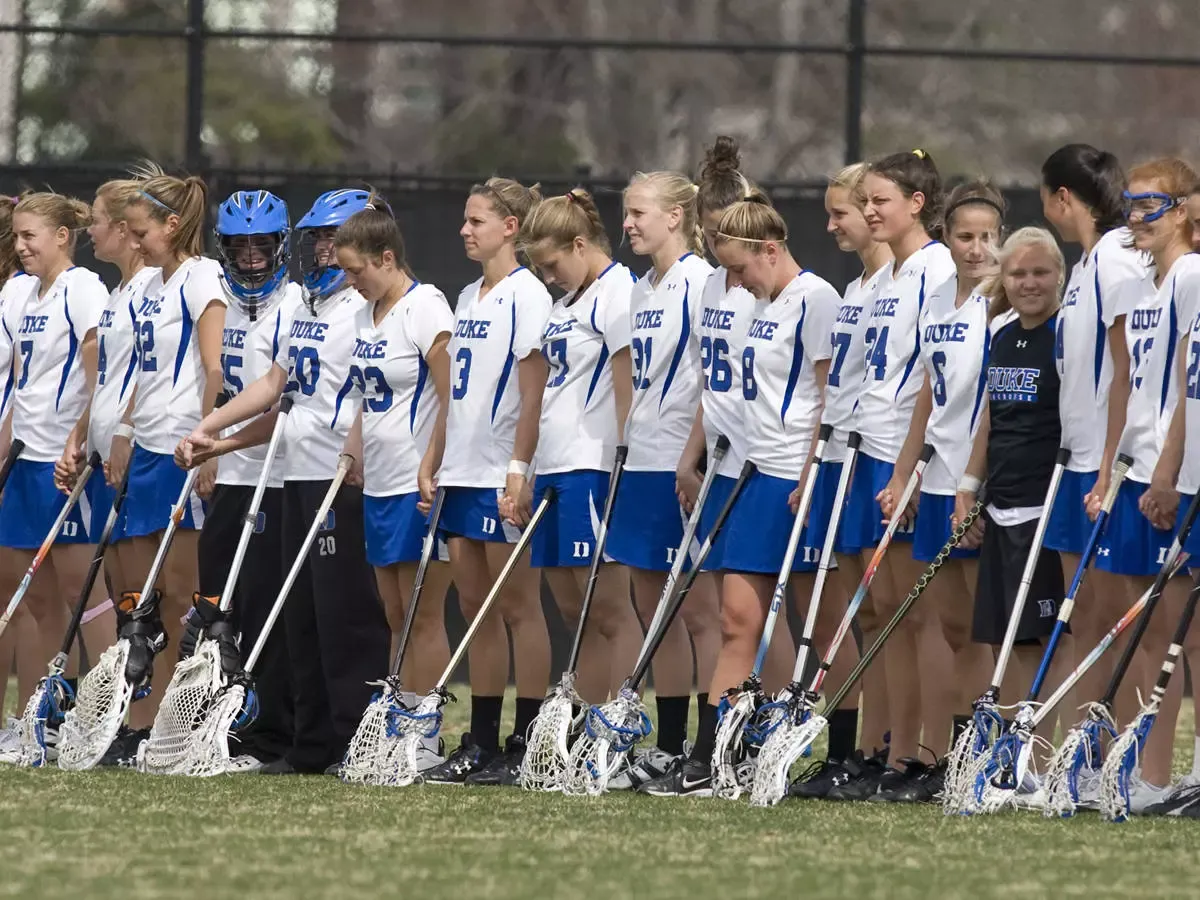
[
  {"x1": 197, "y1": 483, "x2": 293, "y2": 763},
  {"x1": 281, "y1": 478, "x2": 389, "y2": 773}
]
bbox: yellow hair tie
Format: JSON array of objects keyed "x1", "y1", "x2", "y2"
[{"x1": 912, "y1": 149, "x2": 927, "y2": 159}]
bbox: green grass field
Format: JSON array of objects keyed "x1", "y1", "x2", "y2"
[{"x1": 2, "y1": 688, "x2": 1199, "y2": 900}]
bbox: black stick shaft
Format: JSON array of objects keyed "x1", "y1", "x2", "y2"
[
  {"x1": 388, "y1": 486, "x2": 447, "y2": 677},
  {"x1": 1149, "y1": 574, "x2": 1200, "y2": 698},
  {"x1": 0, "y1": 439, "x2": 25, "y2": 494}
]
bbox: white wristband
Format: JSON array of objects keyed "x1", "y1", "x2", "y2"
[
  {"x1": 958, "y1": 474, "x2": 981, "y2": 494},
  {"x1": 113, "y1": 423, "x2": 134, "y2": 441},
  {"x1": 507, "y1": 459, "x2": 530, "y2": 478}
]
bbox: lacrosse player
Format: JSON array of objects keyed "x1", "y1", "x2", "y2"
[
  {"x1": 418, "y1": 177, "x2": 553, "y2": 786},
  {"x1": 1039, "y1": 145, "x2": 1146, "y2": 707},
  {"x1": 870, "y1": 181, "x2": 1005, "y2": 802},
  {"x1": 603, "y1": 170, "x2": 718, "y2": 789},
  {"x1": 642, "y1": 194, "x2": 840, "y2": 797},
  {"x1": 520, "y1": 189, "x2": 642, "y2": 704},
  {"x1": 335, "y1": 205, "x2": 455, "y2": 770},
  {"x1": 182, "y1": 188, "x2": 388, "y2": 774},
  {"x1": 830, "y1": 151, "x2": 955, "y2": 800}
]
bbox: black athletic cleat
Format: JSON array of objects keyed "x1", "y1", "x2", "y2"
[
  {"x1": 1144, "y1": 783, "x2": 1200, "y2": 817},
  {"x1": 788, "y1": 758, "x2": 848, "y2": 799},
  {"x1": 825, "y1": 750, "x2": 888, "y2": 801},
  {"x1": 99, "y1": 726, "x2": 150, "y2": 768},
  {"x1": 638, "y1": 756, "x2": 713, "y2": 797},
  {"x1": 423, "y1": 733, "x2": 494, "y2": 785},
  {"x1": 259, "y1": 757, "x2": 300, "y2": 775},
  {"x1": 870, "y1": 757, "x2": 945, "y2": 803},
  {"x1": 465, "y1": 734, "x2": 526, "y2": 787}
]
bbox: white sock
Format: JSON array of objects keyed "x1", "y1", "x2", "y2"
[{"x1": 1191, "y1": 735, "x2": 1200, "y2": 777}]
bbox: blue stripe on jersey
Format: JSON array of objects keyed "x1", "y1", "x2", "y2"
[
  {"x1": 779, "y1": 301, "x2": 808, "y2": 426},
  {"x1": 119, "y1": 298, "x2": 139, "y2": 400},
  {"x1": 271, "y1": 308, "x2": 282, "y2": 363},
  {"x1": 55, "y1": 286, "x2": 79, "y2": 412},
  {"x1": 1160, "y1": 284, "x2": 1179, "y2": 414},
  {"x1": 1, "y1": 313, "x2": 13, "y2": 413},
  {"x1": 491, "y1": 302, "x2": 517, "y2": 424},
  {"x1": 659, "y1": 282, "x2": 691, "y2": 410},
  {"x1": 331, "y1": 373, "x2": 355, "y2": 429},
  {"x1": 894, "y1": 271, "x2": 927, "y2": 400},
  {"x1": 590, "y1": 298, "x2": 599, "y2": 333},
  {"x1": 172, "y1": 282, "x2": 193, "y2": 387},
  {"x1": 1092, "y1": 264, "x2": 1105, "y2": 392},
  {"x1": 409, "y1": 354, "x2": 429, "y2": 434},
  {"x1": 970, "y1": 327, "x2": 991, "y2": 432},
  {"x1": 585, "y1": 343, "x2": 610, "y2": 408}
]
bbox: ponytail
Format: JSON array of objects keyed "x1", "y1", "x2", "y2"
[{"x1": 134, "y1": 170, "x2": 209, "y2": 257}]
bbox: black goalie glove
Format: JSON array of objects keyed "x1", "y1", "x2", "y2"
[
  {"x1": 179, "y1": 593, "x2": 242, "y2": 677},
  {"x1": 116, "y1": 590, "x2": 167, "y2": 687}
]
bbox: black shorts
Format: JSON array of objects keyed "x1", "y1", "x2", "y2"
[{"x1": 972, "y1": 510, "x2": 1064, "y2": 646}]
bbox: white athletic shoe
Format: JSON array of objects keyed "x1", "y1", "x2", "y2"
[
  {"x1": 1173, "y1": 772, "x2": 1200, "y2": 792},
  {"x1": 0, "y1": 717, "x2": 22, "y2": 763},
  {"x1": 608, "y1": 746, "x2": 680, "y2": 791},
  {"x1": 227, "y1": 755, "x2": 266, "y2": 773},
  {"x1": 1073, "y1": 768, "x2": 1102, "y2": 810},
  {"x1": 415, "y1": 741, "x2": 446, "y2": 773},
  {"x1": 1011, "y1": 776, "x2": 1048, "y2": 812},
  {"x1": 1126, "y1": 776, "x2": 1171, "y2": 815}
]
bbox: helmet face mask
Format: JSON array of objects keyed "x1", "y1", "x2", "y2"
[
  {"x1": 294, "y1": 188, "x2": 375, "y2": 310},
  {"x1": 215, "y1": 190, "x2": 291, "y2": 317}
]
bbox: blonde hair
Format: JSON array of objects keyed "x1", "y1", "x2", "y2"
[
  {"x1": 13, "y1": 190, "x2": 93, "y2": 255},
  {"x1": 829, "y1": 162, "x2": 869, "y2": 194},
  {"x1": 470, "y1": 176, "x2": 543, "y2": 230},
  {"x1": 713, "y1": 193, "x2": 785, "y2": 250},
  {"x1": 521, "y1": 188, "x2": 610, "y2": 256},
  {"x1": 982, "y1": 226, "x2": 1065, "y2": 320},
  {"x1": 130, "y1": 164, "x2": 208, "y2": 257},
  {"x1": 625, "y1": 170, "x2": 705, "y2": 257},
  {"x1": 95, "y1": 175, "x2": 155, "y2": 223}
]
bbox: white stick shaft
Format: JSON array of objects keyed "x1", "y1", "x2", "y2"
[{"x1": 136, "y1": 468, "x2": 201, "y2": 607}]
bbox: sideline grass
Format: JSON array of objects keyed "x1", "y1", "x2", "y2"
[{"x1": 1, "y1": 688, "x2": 1199, "y2": 899}]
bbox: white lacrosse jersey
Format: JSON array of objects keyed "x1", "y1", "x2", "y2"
[
  {"x1": 824, "y1": 263, "x2": 888, "y2": 462},
  {"x1": 696, "y1": 268, "x2": 755, "y2": 478},
  {"x1": 272, "y1": 286, "x2": 368, "y2": 482},
  {"x1": 353, "y1": 281, "x2": 454, "y2": 497},
  {"x1": 1056, "y1": 228, "x2": 1147, "y2": 473},
  {"x1": 0, "y1": 273, "x2": 33, "y2": 425},
  {"x1": 853, "y1": 242, "x2": 955, "y2": 462},
  {"x1": 1122, "y1": 253, "x2": 1200, "y2": 484},
  {"x1": 536, "y1": 262, "x2": 633, "y2": 476},
  {"x1": 1179, "y1": 306, "x2": 1200, "y2": 495},
  {"x1": 625, "y1": 252, "x2": 713, "y2": 472},
  {"x1": 439, "y1": 267, "x2": 552, "y2": 489},
  {"x1": 916, "y1": 279, "x2": 990, "y2": 494},
  {"x1": 217, "y1": 281, "x2": 303, "y2": 488},
  {"x1": 130, "y1": 256, "x2": 227, "y2": 455},
  {"x1": 3, "y1": 267, "x2": 106, "y2": 462},
  {"x1": 741, "y1": 271, "x2": 839, "y2": 480},
  {"x1": 88, "y1": 266, "x2": 158, "y2": 462}
]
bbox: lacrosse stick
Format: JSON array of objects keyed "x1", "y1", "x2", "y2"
[
  {"x1": 963, "y1": 454, "x2": 1131, "y2": 813},
  {"x1": 340, "y1": 484, "x2": 447, "y2": 784},
  {"x1": 712, "y1": 425, "x2": 832, "y2": 800},
  {"x1": 183, "y1": 454, "x2": 355, "y2": 777},
  {"x1": 381, "y1": 487, "x2": 556, "y2": 788},
  {"x1": 1044, "y1": 487, "x2": 1200, "y2": 817},
  {"x1": 0, "y1": 451, "x2": 99, "y2": 641},
  {"x1": 56, "y1": 466, "x2": 201, "y2": 771},
  {"x1": 11, "y1": 463, "x2": 128, "y2": 767},
  {"x1": 751, "y1": 438, "x2": 930, "y2": 807},
  {"x1": 564, "y1": 459, "x2": 754, "y2": 796},
  {"x1": 521, "y1": 446, "x2": 628, "y2": 792},
  {"x1": 140, "y1": 399, "x2": 292, "y2": 775},
  {"x1": 942, "y1": 447, "x2": 1070, "y2": 814},
  {"x1": 1100, "y1": 573, "x2": 1200, "y2": 822}
]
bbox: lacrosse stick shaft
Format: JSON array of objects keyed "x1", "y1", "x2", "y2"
[
  {"x1": 385, "y1": 485, "x2": 447, "y2": 677},
  {"x1": 432, "y1": 487, "x2": 556, "y2": 689},
  {"x1": 806, "y1": 443, "x2": 934, "y2": 698},
  {"x1": 629, "y1": 460, "x2": 755, "y2": 689},
  {"x1": 244, "y1": 454, "x2": 352, "y2": 671},
  {"x1": 748, "y1": 425, "x2": 832, "y2": 677},
  {"x1": 566, "y1": 444, "x2": 627, "y2": 674},
  {"x1": 985, "y1": 447, "x2": 1070, "y2": 697},
  {"x1": 1027, "y1": 453, "x2": 1132, "y2": 700},
  {"x1": 1143, "y1": 574, "x2": 1200, "y2": 706},
  {"x1": 0, "y1": 438, "x2": 25, "y2": 491},
  {"x1": 825, "y1": 493, "x2": 986, "y2": 714},
  {"x1": 216, "y1": 396, "x2": 292, "y2": 613},
  {"x1": 134, "y1": 466, "x2": 202, "y2": 609},
  {"x1": 0, "y1": 452, "x2": 99, "y2": 639},
  {"x1": 639, "y1": 434, "x2": 730, "y2": 648},
  {"x1": 1095, "y1": 488, "x2": 1200, "y2": 709}
]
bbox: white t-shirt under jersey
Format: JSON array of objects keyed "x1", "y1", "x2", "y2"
[
  {"x1": 741, "y1": 271, "x2": 839, "y2": 479},
  {"x1": 824, "y1": 263, "x2": 888, "y2": 462},
  {"x1": 439, "y1": 267, "x2": 552, "y2": 489},
  {"x1": 1055, "y1": 227, "x2": 1147, "y2": 473},
  {"x1": 217, "y1": 281, "x2": 303, "y2": 488},
  {"x1": 625, "y1": 252, "x2": 713, "y2": 472},
  {"x1": 3, "y1": 267, "x2": 106, "y2": 462},
  {"x1": 916, "y1": 278, "x2": 990, "y2": 494},
  {"x1": 696, "y1": 267, "x2": 755, "y2": 478},
  {"x1": 536, "y1": 262, "x2": 633, "y2": 476},
  {"x1": 1122, "y1": 253, "x2": 1200, "y2": 485},
  {"x1": 131, "y1": 256, "x2": 227, "y2": 455},
  {"x1": 353, "y1": 281, "x2": 454, "y2": 497},
  {"x1": 89, "y1": 266, "x2": 158, "y2": 461},
  {"x1": 853, "y1": 242, "x2": 956, "y2": 462},
  {"x1": 1179, "y1": 305, "x2": 1200, "y2": 495}
]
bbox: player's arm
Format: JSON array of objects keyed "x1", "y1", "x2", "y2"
[
  {"x1": 195, "y1": 363, "x2": 287, "y2": 438},
  {"x1": 55, "y1": 327, "x2": 99, "y2": 492},
  {"x1": 187, "y1": 405, "x2": 281, "y2": 464},
  {"x1": 611, "y1": 346, "x2": 633, "y2": 444},
  {"x1": 504, "y1": 350, "x2": 550, "y2": 525},
  {"x1": 953, "y1": 401, "x2": 988, "y2": 549},
  {"x1": 1141, "y1": 335, "x2": 1187, "y2": 530},
  {"x1": 676, "y1": 404, "x2": 707, "y2": 512},
  {"x1": 341, "y1": 408, "x2": 364, "y2": 488},
  {"x1": 881, "y1": 373, "x2": 933, "y2": 523},
  {"x1": 417, "y1": 332, "x2": 451, "y2": 508},
  {"x1": 1092, "y1": 316, "x2": 1131, "y2": 517},
  {"x1": 790, "y1": 357, "x2": 831, "y2": 515}
]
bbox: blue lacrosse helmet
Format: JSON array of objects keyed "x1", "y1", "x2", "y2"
[
  {"x1": 295, "y1": 188, "x2": 373, "y2": 305},
  {"x1": 215, "y1": 190, "x2": 291, "y2": 317}
]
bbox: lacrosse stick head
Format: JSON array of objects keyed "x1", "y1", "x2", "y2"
[
  {"x1": 388, "y1": 690, "x2": 449, "y2": 787},
  {"x1": 11, "y1": 673, "x2": 73, "y2": 767},
  {"x1": 1099, "y1": 708, "x2": 1156, "y2": 823},
  {"x1": 563, "y1": 689, "x2": 651, "y2": 796},
  {"x1": 968, "y1": 725, "x2": 1037, "y2": 814},
  {"x1": 1042, "y1": 704, "x2": 1115, "y2": 818},
  {"x1": 748, "y1": 707, "x2": 825, "y2": 808},
  {"x1": 139, "y1": 642, "x2": 226, "y2": 775},
  {"x1": 56, "y1": 640, "x2": 135, "y2": 771},
  {"x1": 178, "y1": 681, "x2": 248, "y2": 777},
  {"x1": 520, "y1": 676, "x2": 582, "y2": 793},
  {"x1": 340, "y1": 681, "x2": 407, "y2": 785},
  {"x1": 943, "y1": 703, "x2": 1006, "y2": 815},
  {"x1": 712, "y1": 692, "x2": 757, "y2": 801}
]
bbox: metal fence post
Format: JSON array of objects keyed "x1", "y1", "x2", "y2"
[
  {"x1": 185, "y1": 0, "x2": 205, "y2": 173},
  {"x1": 844, "y1": 0, "x2": 865, "y2": 164}
]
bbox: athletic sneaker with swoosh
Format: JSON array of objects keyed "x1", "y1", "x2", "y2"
[{"x1": 638, "y1": 756, "x2": 713, "y2": 797}]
